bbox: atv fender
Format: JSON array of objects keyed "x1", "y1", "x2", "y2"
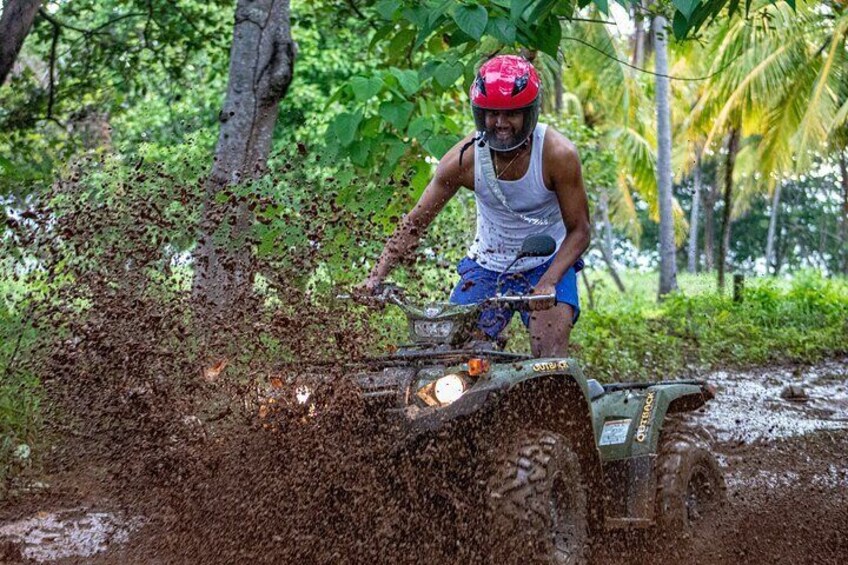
[
  {"x1": 406, "y1": 358, "x2": 605, "y2": 529},
  {"x1": 594, "y1": 383, "x2": 712, "y2": 526},
  {"x1": 633, "y1": 383, "x2": 711, "y2": 455}
]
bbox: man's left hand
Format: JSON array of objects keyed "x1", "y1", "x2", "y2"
[{"x1": 530, "y1": 281, "x2": 557, "y2": 311}]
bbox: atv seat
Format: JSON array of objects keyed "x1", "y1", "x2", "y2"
[{"x1": 587, "y1": 379, "x2": 605, "y2": 401}]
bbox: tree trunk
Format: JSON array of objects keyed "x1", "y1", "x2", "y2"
[
  {"x1": 598, "y1": 189, "x2": 626, "y2": 293},
  {"x1": 687, "y1": 151, "x2": 702, "y2": 273},
  {"x1": 0, "y1": 0, "x2": 42, "y2": 85},
  {"x1": 631, "y1": 2, "x2": 646, "y2": 68},
  {"x1": 774, "y1": 216, "x2": 784, "y2": 275},
  {"x1": 554, "y1": 57, "x2": 564, "y2": 115},
  {"x1": 193, "y1": 0, "x2": 296, "y2": 311},
  {"x1": 654, "y1": 15, "x2": 677, "y2": 298},
  {"x1": 839, "y1": 149, "x2": 848, "y2": 275},
  {"x1": 703, "y1": 184, "x2": 716, "y2": 271},
  {"x1": 765, "y1": 180, "x2": 782, "y2": 276},
  {"x1": 717, "y1": 127, "x2": 740, "y2": 292}
]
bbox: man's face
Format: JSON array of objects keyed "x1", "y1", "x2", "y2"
[{"x1": 484, "y1": 109, "x2": 524, "y2": 149}]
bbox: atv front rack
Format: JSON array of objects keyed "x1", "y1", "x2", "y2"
[{"x1": 361, "y1": 348, "x2": 532, "y2": 367}]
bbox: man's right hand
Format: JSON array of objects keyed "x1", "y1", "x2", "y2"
[
  {"x1": 351, "y1": 275, "x2": 385, "y2": 307},
  {"x1": 361, "y1": 274, "x2": 383, "y2": 295}
]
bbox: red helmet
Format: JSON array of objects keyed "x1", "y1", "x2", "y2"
[{"x1": 470, "y1": 55, "x2": 542, "y2": 152}]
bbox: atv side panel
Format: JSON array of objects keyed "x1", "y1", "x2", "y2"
[
  {"x1": 592, "y1": 383, "x2": 710, "y2": 459},
  {"x1": 591, "y1": 383, "x2": 711, "y2": 524}
]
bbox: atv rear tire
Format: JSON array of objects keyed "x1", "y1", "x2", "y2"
[
  {"x1": 488, "y1": 431, "x2": 590, "y2": 564},
  {"x1": 655, "y1": 418, "x2": 726, "y2": 536}
]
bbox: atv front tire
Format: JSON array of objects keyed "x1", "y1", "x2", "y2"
[
  {"x1": 488, "y1": 431, "x2": 590, "y2": 564},
  {"x1": 655, "y1": 418, "x2": 726, "y2": 536}
]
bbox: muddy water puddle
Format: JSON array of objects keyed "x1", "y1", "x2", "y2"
[
  {"x1": 697, "y1": 358, "x2": 848, "y2": 444},
  {"x1": 0, "y1": 508, "x2": 140, "y2": 562},
  {"x1": 725, "y1": 464, "x2": 848, "y2": 491},
  {"x1": 689, "y1": 358, "x2": 848, "y2": 494}
]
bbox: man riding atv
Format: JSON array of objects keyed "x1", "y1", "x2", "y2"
[
  {"x1": 361, "y1": 54, "x2": 589, "y2": 357},
  {"x1": 329, "y1": 54, "x2": 725, "y2": 564}
]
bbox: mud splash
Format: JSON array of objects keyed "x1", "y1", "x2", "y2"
[
  {"x1": 2, "y1": 168, "x2": 846, "y2": 563},
  {"x1": 3, "y1": 359, "x2": 845, "y2": 564}
]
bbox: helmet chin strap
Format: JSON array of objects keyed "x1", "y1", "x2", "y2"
[
  {"x1": 457, "y1": 132, "x2": 529, "y2": 166},
  {"x1": 458, "y1": 132, "x2": 485, "y2": 167},
  {"x1": 487, "y1": 132, "x2": 530, "y2": 153}
]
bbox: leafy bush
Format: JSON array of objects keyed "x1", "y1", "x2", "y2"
[
  {"x1": 572, "y1": 272, "x2": 848, "y2": 382},
  {"x1": 1, "y1": 291, "x2": 40, "y2": 492}
]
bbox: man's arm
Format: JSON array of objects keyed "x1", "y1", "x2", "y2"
[
  {"x1": 536, "y1": 132, "x2": 591, "y2": 293},
  {"x1": 364, "y1": 135, "x2": 475, "y2": 290}
]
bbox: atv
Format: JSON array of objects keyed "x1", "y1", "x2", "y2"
[{"x1": 263, "y1": 236, "x2": 726, "y2": 562}]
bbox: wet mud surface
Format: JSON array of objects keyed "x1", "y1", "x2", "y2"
[{"x1": 2, "y1": 359, "x2": 846, "y2": 564}]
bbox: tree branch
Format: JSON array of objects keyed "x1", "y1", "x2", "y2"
[
  {"x1": 47, "y1": 15, "x2": 58, "y2": 120},
  {"x1": 345, "y1": 0, "x2": 367, "y2": 20},
  {"x1": 344, "y1": 0, "x2": 379, "y2": 31},
  {"x1": 38, "y1": 8, "x2": 147, "y2": 37},
  {"x1": 558, "y1": 16, "x2": 616, "y2": 25}
]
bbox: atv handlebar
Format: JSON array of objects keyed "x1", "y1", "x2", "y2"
[
  {"x1": 341, "y1": 284, "x2": 556, "y2": 311},
  {"x1": 485, "y1": 293, "x2": 557, "y2": 307}
]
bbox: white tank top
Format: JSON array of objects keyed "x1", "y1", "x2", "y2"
[{"x1": 469, "y1": 123, "x2": 567, "y2": 272}]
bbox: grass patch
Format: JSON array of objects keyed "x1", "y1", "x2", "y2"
[
  {"x1": 571, "y1": 271, "x2": 848, "y2": 382},
  {"x1": 1, "y1": 298, "x2": 41, "y2": 493}
]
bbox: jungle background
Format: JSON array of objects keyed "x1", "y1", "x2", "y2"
[{"x1": 0, "y1": 0, "x2": 847, "y2": 561}]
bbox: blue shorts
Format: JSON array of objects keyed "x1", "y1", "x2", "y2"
[{"x1": 449, "y1": 256, "x2": 581, "y2": 339}]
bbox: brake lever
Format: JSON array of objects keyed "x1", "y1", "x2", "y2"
[{"x1": 375, "y1": 283, "x2": 405, "y2": 306}]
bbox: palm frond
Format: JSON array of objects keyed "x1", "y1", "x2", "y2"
[
  {"x1": 794, "y1": 15, "x2": 848, "y2": 166},
  {"x1": 611, "y1": 126, "x2": 658, "y2": 219},
  {"x1": 731, "y1": 141, "x2": 767, "y2": 218},
  {"x1": 613, "y1": 172, "x2": 641, "y2": 244}
]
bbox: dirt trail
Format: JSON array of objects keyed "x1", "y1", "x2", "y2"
[
  {"x1": 601, "y1": 358, "x2": 848, "y2": 565},
  {"x1": 2, "y1": 359, "x2": 847, "y2": 564}
]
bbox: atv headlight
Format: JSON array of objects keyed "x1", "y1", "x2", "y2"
[
  {"x1": 416, "y1": 373, "x2": 468, "y2": 407},
  {"x1": 413, "y1": 320, "x2": 454, "y2": 339},
  {"x1": 434, "y1": 374, "x2": 465, "y2": 404}
]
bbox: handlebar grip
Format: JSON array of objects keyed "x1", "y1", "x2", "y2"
[{"x1": 485, "y1": 293, "x2": 557, "y2": 309}]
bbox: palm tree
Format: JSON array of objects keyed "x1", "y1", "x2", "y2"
[
  {"x1": 553, "y1": 18, "x2": 649, "y2": 290},
  {"x1": 840, "y1": 148, "x2": 848, "y2": 274},
  {"x1": 689, "y1": 1, "x2": 848, "y2": 280},
  {"x1": 654, "y1": 14, "x2": 677, "y2": 295},
  {"x1": 687, "y1": 148, "x2": 703, "y2": 273},
  {"x1": 717, "y1": 126, "x2": 740, "y2": 290},
  {"x1": 558, "y1": 16, "x2": 687, "y2": 242}
]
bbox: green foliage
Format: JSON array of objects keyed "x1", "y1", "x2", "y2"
[
  {"x1": 323, "y1": 0, "x2": 793, "y2": 182},
  {"x1": 572, "y1": 271, "x2": 848, "y2": 381},
  {"x1": 0, "y1": 272, "x2": 41, "y2": 491},
  {"x1": 0, "y1": 0, "x2": 234, "y2": 196}
]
